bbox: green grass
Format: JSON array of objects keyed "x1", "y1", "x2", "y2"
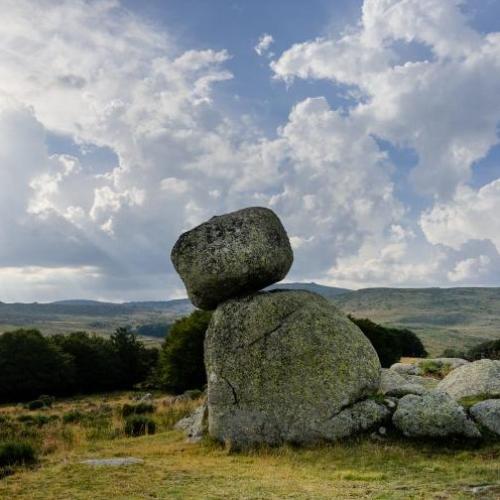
[{"x1": 0, "y1": 393, "x2": 499, "y2": 499}]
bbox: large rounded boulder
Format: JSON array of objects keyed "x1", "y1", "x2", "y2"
[
  {"x1": 437, "y1": 359, "x2": 500, "y2": 400},
  {"x1": 205, "y1": 290, "x2": 381, "y2": 447},
  {"x1": 171, "y1": 207, "x2": 293, "y2": 310}
]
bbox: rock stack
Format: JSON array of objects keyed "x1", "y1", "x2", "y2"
[{"x1": 171, "y1": 207, "x2": 382, "y2": 447}]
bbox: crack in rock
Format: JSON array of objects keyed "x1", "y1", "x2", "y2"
[
  {"x1": 221, "y1": 373, "x2": 240, "y2": 407},
  {"x1": 236, "y1": 306, "x2": 304, "y2": 350}
]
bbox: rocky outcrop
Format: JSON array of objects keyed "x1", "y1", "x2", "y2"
[
  {"x1": 469, "y1": 400, "x2": 500, "y2": 438},
  {"x1": 205, "y1": 290, "x2": 381, "y2": 447},
  {"x1": 437, "y1": 360, "x2": 500, "y2": 400},
  {"x1": 170, "y1": 206, "x2": 494, "y2": 446},
  {"x1": 171, "y1": 207, "x2": 293, "y2": 310},
  {"x1": 393, "y1": 391, "x2": 481, "y2": 439}
]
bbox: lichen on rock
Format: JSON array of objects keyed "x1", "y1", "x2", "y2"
[
  {"x1": 171, "y1": 207, "x2": 293, "y2": 310},
  {"x1": 392, "y1": 390, "x2": 481, "y2": 439},
  {"x1": 437, "y1": 359, "x2": 500, "y2": 400},
  {"x1": 205, "y1": 290, "x2": 381, "y2": 447}
]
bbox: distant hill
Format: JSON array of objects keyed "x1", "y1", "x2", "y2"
[
  {"x1": 332, "y1": 287, "x2": 500, "y2": 356},
  {"x1": 0, "y1": 298, "x2": 192, "y2": 342},
  {"x1": 268, "y1": 282, "x2": 350, "y2": 298},
  {"x1": 2, "y1": 285, "x2": 500, "y2": 355}
]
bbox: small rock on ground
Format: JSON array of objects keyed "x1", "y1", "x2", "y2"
[{"x1": 80, "y1": 458, "x2": 144, "y2": 467}]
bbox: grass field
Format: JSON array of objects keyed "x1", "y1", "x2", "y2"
[
  {"x1": 0, "y1": 393, "x2": 499, "y2": 499},
  {"x1": 334, "y1": 287, "x2": 500, "y2": 356}
]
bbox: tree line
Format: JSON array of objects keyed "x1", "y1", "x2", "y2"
[
  {"x1": 0, "y1": 328, "x2": 157, "y2": 403},
  {"x1": 10, "y1": 310, "x2": 495, "y2": 404}
]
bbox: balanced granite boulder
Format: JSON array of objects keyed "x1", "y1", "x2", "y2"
[
  {"x1": 437, "y1": 359, "x2": 500, "y2": 400},
  {"x1": 171, "y1": 207, "x2": 293, "y2": 310},
  {"x1": 205, "y1": 290, "x2": 381, "y2": 446}
]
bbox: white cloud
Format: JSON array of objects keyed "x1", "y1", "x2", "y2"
[
  {"x1": 421, "y1": 181, "x2": 500, "y2": 252},
  {"x1": 448, "y1": 255, "x2": 490, "y2": 282},
  {"x1": 255, "y1": 34, "x2": 274, "y2": 57},
  {"x1": 1, "y1": 0, "x2": 500, "y2": 301},
  {"x1": 272, "y1": 0, "x2": 500, "y2": 199}
]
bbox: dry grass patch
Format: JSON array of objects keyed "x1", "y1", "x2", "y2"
[{"x1": 0, "y1": 394, "x2": 499, "y2": 499}]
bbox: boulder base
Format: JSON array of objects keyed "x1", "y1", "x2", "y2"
[
  {"x1": 171, "y1": 207, "x2": 293, "y2": 310},
  {"x1": 205, "y1": 290, "x2": 381, "y2": 446}
]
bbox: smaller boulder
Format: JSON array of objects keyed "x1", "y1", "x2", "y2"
[
  {"x1": 400, "y1": 374, "x2": 439, "y2": 390},
  {"x1": 138, "y1": 393, "x2": 153, "y2": 403},
  {"x1": 379, "y1": 369, "x2": 427, "y2": 397},
  {"x1": 470, "y1": 400, "x2": 500, "y2": 438},
  {"x1": 174, "y1": 402, "x2": 208, "y2": 443},
  {"x1": 80, "y1": 458, "x2": 144, "y2": 467},
  {"x1": 390, "y1": 363, "x2": 420, "y2": 376},
  {"x1": 393, "y1": 391, "x2": 480, "y2": 439},
  {"x1": 437, "y1": 359, "x2": 500, "y2": 400}
]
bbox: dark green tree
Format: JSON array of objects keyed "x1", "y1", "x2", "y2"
[
  {"x1": 466, "y1": 339, "x2": 500, "y2": 361},
  {"x1": 348, "y1": 316, "x2": 427, "y2": 367},
  {"x1": 50, "y1": 332, "x2": 120, "y2": 393},
  {"x1": 158, "y1": 310, "x2": 212, "y2": 394},
  {"x1": 394, "y1": 328, "x2": 427, "y2": 358},
  {"x1": 111, "y1": 327, "x2": 152, "y2": 388},
  {"x1": 0, "y1": 329, "x2": 73, "y2": 402}
]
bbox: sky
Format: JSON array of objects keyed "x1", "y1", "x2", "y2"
[{"x1": 1, "y1": 0, "x2": 500, "y2": 303}]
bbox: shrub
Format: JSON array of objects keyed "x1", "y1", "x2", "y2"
[
  {"x1": 440, "y1": 348, "x2": 466, "y2": 358},
  {"x1": 159, "y1": 310, "x2": 212, "y2": 394},
  {"x1": 17, "y1": 414, "x2": 55, "y2": 427},
  {"x1": 26, "y1": 400, "x2": 45, "y2": 411},
  {"x1": 83, "y1": 414, "x2": 114, "y2": 441},
  {"x1": 124, "y1": 415, "x2": 156, "y2": 437},
  {"x1": 466, "y1": 339, "x2": 500, "y2": 361},
  {"x1": 0, "y1": 441, "x2": 36, "y2": 467},
  {"x1": 183, "y1": 389, "x2": 203, "y2": 400},
  {"x1": 121, "y1": 403, "x2": 155, "y2": 418},
  {"x1": 62, "y1": 410, "x2": 85, "y2": 424},
  {"x1": 38, "y1": 395, "x2": 55, "y2": 407}
]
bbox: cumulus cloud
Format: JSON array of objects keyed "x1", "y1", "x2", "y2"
[
  {"x1": 270, "y1": 0, "x2": 500, "y2": 288},
  {"x1": 255, "y1": 34, "x2": 274, "y2": 57},
  {"x1": 1, "y1": 0, "x2": 500, "y2": 301},
  {"x1": 420, "y1": 181, "x2": 500, "y2": 252},
  {"x1": 448, "y1": 255, "x2": 491, "y2": 283},
  {"x1": 272, "y1": 0, "x2": 500, "y2": 199}
]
